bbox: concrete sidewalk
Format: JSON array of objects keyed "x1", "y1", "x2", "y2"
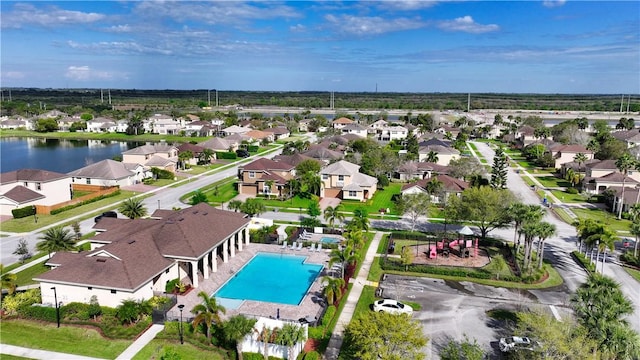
[
  {"x1": 324, "y1": 231, "x2": 385, "y2": 360},
  {"x1": 115, "y1": 324, "x2": 164, "y2": 360},
  {"x1": 0, "y1": 344, "x2": 106, "y2": 360}
]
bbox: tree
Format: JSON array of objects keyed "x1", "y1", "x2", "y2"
[
  {"x1": 37, "y1": 226, "x2": 76, "y2": 258},
  {"x1": 13, "y1": 238, "x2": 31, "y2": 263},
  {"x1": 425, "y1": 150, "x2": 439, "y2": 163},
  {"x1": 223, "y1": 315, "x2": 257, "y2": 360},
  {"x1": 295, "y1": 159, "x2": 321, "y2": 174},
  {"x1": 616, "y1": 117, "x2": 635, "y2": 130},
  {"x1": 572, "y1": 274, "x2": 638, "y2": 359},
  {"x1": 361, "y1": 147, "x2": 399, "y2": 179},
  {"x1": 348, "y1": 208, "x2": 369, "y2": 232},
  {"x1": 328, "y1": 245, "x2": 356, "y2": 279},
  {"x1": 439, "y1": 335, "x2": 485, "y2": 360},
  {"x1": 190, "y1": 190, "x2": 208, "y2": 205},
  {"x1": 119, "y1": 198, "x2": 148, "y2": 219},
  {"x1": 322, "y1": 276, "x2": 345, "y2": 305},
  {"x1": 343, "y1": 311, "x2": 427, "y2": 360},
  {"x1": 227, "y1": 200, "x2": 243, "y2": 212},
  {"x1": 276, "y1": 323, "x2": 307, "y2": 360},
  {"x1": 307, "y1": 201, "x2": 321, "y2": 218},
  {"x1": 0, "y1": 264, "x2": 17, "y2": 301},
  {"x1": 240, "y1": 198, "x2": 266, "y2": 217},
  {"x1": 323, "y1": 205, "x2": 345, "y2": 231},
  {"x1": 395, "y1": 193, "x2": 430, "y2": 232},
  {"x1": 447, "y1": 186, "x2": 515, "y2": 239},
  {"x1": 178, "y1": 150, "x2": 193, "y2": 170},
  {"x1": 405, "y1": 133, "x2": 419, "y2": 160},
  {"x1": 191, "y1": 291, "x2": 226, "y2": 340},
  {"x1": 256, "y1": 325, "x2": 276, "y2": 359},
  {"x1": 400, "y1": 245, "x2": 414, "y2": 271},
  {"x1": 508, "y1": 203, "x2": 544, "y2": 254},
  {"x1": 116, "y1": 299, "x2": 144, "y2": 325},
  {"x1": 630, "y1": 221, "x2": 640, "y2": 257},
  {"x1": 573, "y1": 152, "x2": 588, "y2": 179},
  {"x1": 198, "y1": 148, "x2": 214, "y2": 165},
  {"x1": 535, "y1": 221, "x2": 556, "y2": 269},
  {"x1": 264, "y1": 179, "x2": 275, "y2": 199},
  {"x1": 299, "y1": 171, "x2": 321, "y2": 197},
  {"x1": 34, "y1": 118, "x2": 59, "y2": 132},
  {"x1": 447, "y1": 157, "x2": 485, "y2": 182},
  {"x1": 71, "y1": 220, "x2": 82, "y2": 240},
  {"x1": 615, "y1": 153, "x2": 635, "y2": 219},
  {"x1": 490, "y1": 146, "x2": 508, "y2": 189}
]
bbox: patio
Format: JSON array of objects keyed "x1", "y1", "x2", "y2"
[{"x1": 167, "y1": 242, "x2": 331, "y2": 324}]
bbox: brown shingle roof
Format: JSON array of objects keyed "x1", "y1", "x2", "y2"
[
  {"x1": 1, "y1": 185, "x2": 45, "y2": 203},
  {"x1": 0, "y1": 169, "x2": 68, "y2": 185},
  {"x1": 241, "y1": 157, "x2": 294, "y2": 171}
]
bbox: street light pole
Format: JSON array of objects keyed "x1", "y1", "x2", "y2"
[
  {"x1": 51, "y1": 287, "x2": 60, "y2": 328},
  {"x1": 595, "y1": 240, "x2": 600, "y2": 273},
  {"x1": 178, "y1": 304, "x2": 185, "y2": 344}
]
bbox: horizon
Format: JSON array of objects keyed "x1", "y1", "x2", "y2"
[{"x1": 1, "y1": 1, "x2": 639, "y2": 94}]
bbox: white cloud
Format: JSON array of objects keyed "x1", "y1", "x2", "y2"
[
  {"x1": 437, "y1": 16, "x2": 499, "y2": 34},
  {"x1": 104, "y1": 24, "x2": 132, "y2": 33},
  {"x1": 378, "y1": 0, "x2": 440, "y2": 11},
  {"x1": 65, "y1": 66, "x2": 113, "y2": 81},
  {"x1": 543, "y1": 0, "x2": 567, "y2": 8},
  {"x1": 324, "y1": 14, "x2": 424, "y2": 36},
  {"x1": 290, "y1": 24, "x2": 306, "y2": 33},
  {"x1": 1, "y1": 3, "x2": 104, "y2": 29}
]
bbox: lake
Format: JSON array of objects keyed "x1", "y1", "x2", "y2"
[{"x1": 0, "y1": 138, "x2": 145, "y2": 174}]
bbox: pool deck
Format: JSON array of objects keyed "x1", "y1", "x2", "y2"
[{"x1": 169, "y1": 242, "x2": 331, "y2": 323}]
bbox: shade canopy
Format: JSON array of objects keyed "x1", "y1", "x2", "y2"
[{"x1": 458, "y1": 226, "x2": 474, "y2": 236}]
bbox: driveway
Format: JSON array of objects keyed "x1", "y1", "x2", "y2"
[{"x1": 319, "y1": 197, "x2": 341, "y2": 211}]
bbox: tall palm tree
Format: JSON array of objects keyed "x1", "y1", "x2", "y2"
[
  {"x1": 36, "y1": 226, "x2": 76, "y2": 259},
  {"x1": 256, "y1": 325, "x2": 276, "y2": 359},
  {"x1": 536, "y1": 222, "x2": 556, "y2": 269},
  {"x1": 276, "y1": 323, "x2": 307, "y2": 360},
  {"x1": 323, "y1": 205, "x2": 345, "y2": 231},
  {"x1": 519, "y1": 221, "x2": 540, "y2": 272},
  {"x1": 191, "y1": 291, "x2": 226, "y2": 340},
  {"x1": 573, "y1": 152, "x2": 588, "y2": 180},
  {"x1": 615, "y1": 154, "x2": 635, "y2": 219},
  {"x1": 630, "y1": 222, "x2": 640, "y2": 258},
  {"x1": 329, "y1": 245, "x2": 357, "y2": 279},
  {"x1": 223, "y1": 315, "x2": 257, "y2": 360},
  {"x1": 264, "y1": 179, "x2": 275, "y2": 199},
  {"x1": 344, "y1": 230, "x2": 365, "y2": 251},
  {"x1": 509, "y1": 204, "x2": 544, "y2": 254},
  {"x1": 118, "y1": 198, "x2": 148, "y2": 219},
  {"x1": 227, "y1": 200, "x2": 243, "y2": 212},
  {"x1": 199, "y1": 148, "x2": 214, "y2": 164},
  {"x1": 322, "y1": 276, "x2": 345, "y2": 305},
  {"x1": 178, "y1": 150, "x2": 193, "y2": 170},
  {"x1": 348, "y1": 208, "x2": 369, "y2": 232},
  {"x1": 426, "y1": 150, "x2": 439, "y2": 163}
]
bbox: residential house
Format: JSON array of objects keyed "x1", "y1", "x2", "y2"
[
  {"x1": 515, "y1": 125, "x2": 537, "y2": 146},
  {"x1": 57, "y1": 116, "x2": 79, "y2": 131},
  {"x1": 264, "y1": 127, "x2": 291, "y2": 140},
  {"x1": 245, "y1": 130, "x2": 274, "y2": 143},
  {"x1": 0, "y1": 116, "x2": 33, "y2": 130},
  {"x1": 116, "y1": 120, "x2": 129, "y2": 133},
  {"x1": 400, "y1": 174, "x2": 469, "y2": 203},
  {"x1": 122, "y1": 143, "x2": 179, "y2": 173},
  {"x1": 434, "y1": 124, "x2": 461, "y2": 139},
  {"x1": 320, "y1": 160, "x2": 377, "y2": 202},
  {"x1": 373, "y1": 126, "x2": 408, "y2": 142},
  {"x1": 35, "y1": 203, "x2": 250, "y2": 308},
  {"x1": 237, "y1": 157, "x2": 295, "y2": 197},
  {"x1": 222, "y1": 125, "x2": 251, "y2": 136},
  {"x1": 548, "y1": 144, "x2": 594, "y2": 169},
  {"x1": 583, "y1": 159, "x2": 640, "y2": 194},
  {"x1": 368, "y1": 119, "x2": 389, "y2": 131},
  {"x1": 332, "y1": 117, "x2": 355, "y2": 129},
  {"x1": 67, "y1": 159, "x2": 148, "y2": 187},
  {"x1": 612, "y1": 128, "x2": 640, "y2": 149},
  {"x1": 609, "y1": 186, "x2": 640, "y2": 214},
  {"x1": 395, "y1": 161, "x2": 450, "y2": 181},
  {"x1": 87, "y1": 117, "x2": 117, "y2": 133},
  {"x1": 0, "y1": 169, "x2": 72, "y2": 216},
  {"x1": 38, "y1": 110, "x2": 67, "y2": 119},
  {"x1": 152, "y1": 117, "x2": 183, "y2": 135},
  {"x1": 184, "y1": 120, "x2": 217, "y2": 137},
  {"x1": 199, "y1": 137, "x2": 239, "y2": 152},
  {"x1": 177, "y1": 143, "x2": 210, "y2": 166},
  {"x1": 418, "y1": 144, "x2": 460, "y2": 165},
  {"x1": 340, "y1": 123, "x2": 368, "y2": 138},
  {"x1": 302, "y1": 145, "x2": 344, "y2": 164},
  {"x1": 272, "y1": 153, "x2": 322, "y2": 168},
  {"x1": 298, "y1": 119, "x2": 312, "y2": 132}
]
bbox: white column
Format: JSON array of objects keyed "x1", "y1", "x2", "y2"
[
  {"x1": 230, "y1": 234, "x2": 236, "y2": 258},
  {"x1": 203, "y1": 253, "x2": 210, "y2": 279},
  {"x1": 237, "y1": 230, "x2": 243, "y2": 252},
  {"x1": 223, "y1": 240, "x2": 229, "y2": 263},
  {"x1": 212, "y1": 247, "x2": 218, "y2": 272},
  {"x1": 190, "y1": 261, "x2": 199, "y2": 288},
  {"x1": 244, "y1": 227, "x2": 250, "y2": 246}
]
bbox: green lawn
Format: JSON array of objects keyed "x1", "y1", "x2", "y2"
[
  {"x1": 0, "y1": 190, "x2": 138, "y2": 233},
  {"x1": 14, "y1": 259, "x2": 49, "y2": 286},
  {"x1": 535, "y1": 175, "x2": 571, "y2": 188},
  {"x1": 624, "y1": 267, "x2": 640, "y2": 283},
  {"x1": 132, "y1": 339, "x2": 226, "y2": 360},
  {"x1": 571, "y1": 208, "x2": 633, "y2": 233},
  {"x1": 257, "y1": 195, "x2": 317, "y2": 209},
  {"x1": 339, "y1": 183, "x2": 402, "y2": 215},
  {"x1": 521, "y1": 176, "x2": 537, "y2": 187},
  {"x1": 549, "y1": 189, "x2": 590, "y2": 203},
  {"x1": 203, "y1": 181, "x2": 238, "y2": 205},
  {"x1": 0, "y1": 319, "x2": 132, "y2": 359}
]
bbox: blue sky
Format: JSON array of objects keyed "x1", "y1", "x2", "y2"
[{"x1": 1, "y1": 1, "x2": 638, "y2": 94}]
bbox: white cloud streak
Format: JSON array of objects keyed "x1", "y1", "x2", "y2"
[
  {"x1": 437, "y1": 16, "x2": 499, "y2": 34},
  {"x1": 1, "y1": 3, "x2": 105, "y2": 29}
]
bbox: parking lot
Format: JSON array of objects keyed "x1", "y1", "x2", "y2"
[{"x1": 378, "y1": 275, "x2": 574, "y2": 359}]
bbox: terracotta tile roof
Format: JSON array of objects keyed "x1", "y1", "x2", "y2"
[
  {"x1": 332, "y1": 117, "x2": 355, "y2": 124},
  {"x1": 0, "y1": 169, "x2": 69, "y2": 185},
  {"x1": 177, "y1": 143, "x2": 205, "y2": 154},
  {"x1": 550, "y1": 144, "x2": 592, "y2": 154}
]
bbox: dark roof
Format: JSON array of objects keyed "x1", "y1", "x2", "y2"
[
  {"x1": 273, "y1": 154, "x2": 322, "y2": 167},
  {"x1": 37, "y1": 204, "x2": 249, "y2": 291},
  {"x1": 586, "y1": 159, "x2": 617, "y2": 170},
  {"x1": 1, "y1": 185, "x2": 45, "y2": 203},
  {"x1": 177, "y1": 143, "x2": 205, "y2": 154},
  {"x1": 401, "y1": 174, "x2": 469, "y2": 192},
  {"x1": 241, "y1": 157, "x2": 294, "y2": 171},
  {"x1": 0, "y1": 169, "x2": 69, "y2": 185},
  {"x1": 418, "y1": 138, "x2": 451, "y2": 148}
]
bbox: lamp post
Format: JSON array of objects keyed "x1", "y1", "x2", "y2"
[
  {"x1": 178, "y1": 304, "x2": 185, "y2": 344},
  {"x1": 51, "y1": 287, "x2": 60, "y2": 328},
  {"x1": 595, "y1": 240, "x2": 600, "y2": 272}
]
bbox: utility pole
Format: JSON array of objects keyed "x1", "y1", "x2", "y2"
[
  {"x1": 108, "y1": 89, "x2": 112, "y2": 105},
  {"x1": 467, "y1": 93, "x2": 471, "y2": 112},
  {"x1": 215, "y1": 89, "x2": 218, "y2": 107},
  {"x1": 620, "y1": 94, "x2": 624, "y2": 112},
  {"x1": 626, "y1": 94, "x2": 631, "y2": 113},
  {"x1": 208, "y1": 89, "x2": 211, "y2": 107},
  {"x1": 101, "y1": 89, "x2": 104, "y2": 104}
]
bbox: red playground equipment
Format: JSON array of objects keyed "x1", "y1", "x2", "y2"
[{"x1": 428, "y1": 237, "x2": 479, "y2": 259}]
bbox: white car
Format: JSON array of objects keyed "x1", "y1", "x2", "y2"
[
  {"x1": 499, "y1": 336, "x2": 539, "y2": 353},
  {"x1": 372, "y1": 299, "x2": 413, "y2": 315}
]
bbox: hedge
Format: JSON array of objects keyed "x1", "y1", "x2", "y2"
[
  {"x1": 216, "y1": 151, "x2": 238, "y2": 160},
  {"x1": 382, "y1": 258, "x2": 522, "y2": 282},
  {"x1": 11, "y1": 205, "x2": 36, "y2": 219},
  {"x1": 247, "y1": 145, "x2": 259, "y2": 152},
  {"x1": 243, "y1": 353, "x2": 280, "y2": 360},
  {"x1": 571, "y1": 251, "x2": 596, "y2": 273},
  {"x1": 50, "y1": 190, "x2": 121, "y2": 215},
  {"x1": 151, "y1": 167, "x2": 174, "y2": 180}
]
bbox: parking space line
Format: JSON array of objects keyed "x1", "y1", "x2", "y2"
[{"x1": 549, "y1": 305, "x2": 562, "y2": 321}]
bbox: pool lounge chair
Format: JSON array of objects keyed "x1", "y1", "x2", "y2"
[
  {"x1": 296, "y1": 242, "x2": 303, "y2": 251},
  {"x1": 316, "y1": 243, "x2": 323, "y2": 252},
  {"x1": 289, "y1": 241, "x2": 297, "y2": 250},
  {"x1": 308, "y1": 243, "x2": 316, "y2": 251},
  {"x1": 281, "y1": 241, "x2": 288, "y2": 249},
  {"x1": 299, "y1": 230, "x2": 313, "y2": 240}
]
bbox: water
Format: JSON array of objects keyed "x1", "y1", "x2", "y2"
[
  {"x1": 0, "y1": 138, "x2": 143, "y2": 173},
  {"x1": 214, "y1": 252, "x2": 323, "y2": 307},
  {"x1": 320, "y1": 237, "x2": 341, "y2": 244}
]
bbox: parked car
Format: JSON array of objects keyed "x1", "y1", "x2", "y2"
[
  {"x1": 499, "y1": 336, "x2": 539, "y2": 353},
  {"x1": 236, "y1": 149, "x2": 250, "y2": 158},
  {"x1": 372, "y1": 299, "x2": 413, "y2": 315},
  {"x1": 94, "y1": 211, "x2": 117, "y2": 223}
]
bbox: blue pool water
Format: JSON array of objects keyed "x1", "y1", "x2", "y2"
[
  {"x1": 214, "y1": 253, "x2": 323, "y2": 307},
  {"x1": 320, "y1": 237, "x2": 341, "y2": 244}
]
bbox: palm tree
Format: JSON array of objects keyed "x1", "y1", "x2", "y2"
[
  {"x1": 329, "y1": 245, "x2": 357, "y2": 279},
  {"x1": 264, "y1": 179, "x2": 275, "y2": 199},
  {"x1": 573, "y1": 152, "x2": 588, "y2": 180},
  {"x1": 276, "y1": 323, "x2": 307, "y2": 360},
  {"x1": 37, "y1": 226, "x2": 76, "y2": 259},
  {"x1": 228, "y1": 200, "x2": 243, "y2": 212},
  {"x1": 519, "y1": 221, "x2": 540, "y2": 272},
  {"x1": 256, "y1": 325, "x2": 276, "y2": 359},
  {"x1": 615, "y1": 154, "x2": 635, "y2": 219},
  {"x1": 509, "y1": 204, "x2": 544, "y2": 254},
  {"x1": 178, "y1": 150, "x2": 193, "y2": 170},
  {"x1": 536, "y1": 222, "x2": 556, "y2": 269},
  {"x1": 344, "y1": 229, "x2": 365, "y2": 251},
  {"x1": 323, "y1": 205, "x2": 345, "y2": 231},
  {"x1": 118, "y1": 198, "x2": 148, "y2": 219},
  {"x1": 348, "y1": 208, "x2": 369, "y2": 232},
  {"x1": 0, "y1": 264, "x2": 17, "y2": 301},
  {"x1": 223, "y1": 315, "x2": 257, "y2": 360},
  {"x1": 199, "y1": 148, "x2": 214, "y2": 164},
  {"x1": 190, "y1": 190, "x2": 208, "y2": 205},
  {"x1": 630, "y1": 222, "x2": 640, "y2": 258},
  {"x1": 191, "y1": 291, "x2": 226, "y2": 340},
  {"x1": 321, "y1": 276, "x2": 345, "y2": 305},
  {"x1": 425, "y1": 150, "x2": 439, "y2": 163}
]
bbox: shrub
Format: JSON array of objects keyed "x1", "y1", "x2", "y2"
[
  {"x1": 304, "y1": 351, "x2": 321, "y2": 360},
  {"x1": 11, "y1": 205, "x2": 36, "y2": 219},
  {"x1": 216, "y1": 151, "x2": 238, "y2": 160},
  {"x1": 151, "y1": 167, "x2": 174, "y2": 180},
  {"x1": 3, "y1": 289, "x2": 41, "y2": 315},
  {"x1": 247, "y1": 145, "x2": 259, "y2": 152},
  {"x1": 50, "y1": 190, "x2": 121, "y2": 215},
  {"x1": 322, "y1": 305, "x2": 336, "y2": 327},
  {"x1": 571, "y1": 251, "x2": 596, "y2": 273},
  {"x1": 19, "y1": 304, "x2": 58, "y2": 322},
  {"x1": 61, "y1": 302, "x2": 91, "y2": 321},
  {"x1": 566, "y1": 187, "x2": 579, "y2": 194},
  {"x1": 376, "y1": 174, "x2": 390, "y2": 188}
]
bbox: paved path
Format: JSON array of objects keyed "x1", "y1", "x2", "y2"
[
  {"x1": 115, "y1": 324, "x2": 165, "y2": 360},
  {"x1": 324, "y1": 231, "x2": 385, "y2": 360},
  {"x1": 0, "y1": 344, "x2": 106, "y2": 360}
]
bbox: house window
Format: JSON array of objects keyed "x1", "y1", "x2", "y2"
[
  {"x1": 338, "y1": 175, "x2": 344, "y2": 181},
  {"x1": 349, "y1": 191, "x2": 357, "y2": 197},
  {"x1": 36, "y1": 182, "x2": 41, "y2": 190},
  {"x1": 23, "y1": 182, "x2": 28, "y2": 187},
  {"x1": 111, "y1": 290, "x2": 116, "y2": 294},
  {"x1": 322, "y1": 174, "x2": 329, "y2": 180},
  {"x1": 263, "y1": 185, "x2": 271, "y2": 194},
  {"x1": 88, "y1": 287, "x2": 92, "y2": 290},
  {"x1": 86, "y1": 178, "x2": 91, "y2": 185},
  {"x1": 249, "y1": 171, "x2": 255, "y2": 178}
]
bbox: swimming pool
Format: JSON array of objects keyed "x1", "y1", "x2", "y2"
[
  {"x1": 320, "y1": 237, "x2": 341, "y2": 244},
  {"x1": 214, "y1": 252, "x2": 323, "y2": 308}
]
